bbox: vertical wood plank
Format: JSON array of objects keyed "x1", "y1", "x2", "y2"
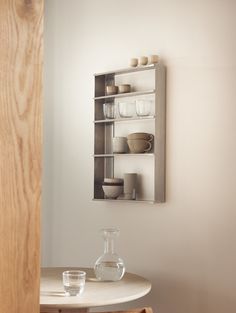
[{"x1": 0, "y1": 0, "x2": 43, "y2": 312}]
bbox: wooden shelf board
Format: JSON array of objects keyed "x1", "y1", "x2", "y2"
[
  {"x1": 94, "y1": 64, "x2": 158, "y2": 77},
  {"x1": 94, "y1": 89, "x2": 155, "y2": 100},
  {"x1": 92, "y1": 198, "x2": 155, "y2": 204},
  {"x1": 94, "y1": 116, "x2": 155, "y2": 124},
  {"x1": 93, "y1": 153, "x2": 155, "y2": 158}
]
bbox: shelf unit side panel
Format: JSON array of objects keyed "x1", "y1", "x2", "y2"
[
  {"x1": 154, "y1": 65, "x2": 166, "y2": 202},
  {"x1": 95, "y1": 75, "x2": 105, "y2": 98},
  {"x1": 95, "y1": 99, "x2": 105, "y2": 121},
  {"x1": 94, "y1": 157, "x2": 115, "y2": 200},
  {"x1": 94, "y1": 158, "x2": 104, "y2": 198}
]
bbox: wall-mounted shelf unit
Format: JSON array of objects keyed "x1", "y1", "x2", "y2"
[{"x1": 93, "y1": 63, "x2": 166, "y2": 203}]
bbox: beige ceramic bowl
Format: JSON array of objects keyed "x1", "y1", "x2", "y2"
[
  {"x1": 106, "y1": 85, "x2": 118, "y2": 95},
  {"x1": 127, "y1": 132, "x2": 154, "y2": 142},
  {"x1": 104, "y1": 178, "x2": 124, "y2": 184},
  {"x1": 118, "y1": 84, "x2": 131, "y2": 93},
  {"x1": 102, "y1": 185, "x2": 123, "y2": 199},
  {"x1": 127, "y1": 139, "x2": 152, "y2": 153}
]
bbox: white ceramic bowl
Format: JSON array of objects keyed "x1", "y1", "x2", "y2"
[{"x1": 102, "y1": 185, "x2": 123, "y2": 199}]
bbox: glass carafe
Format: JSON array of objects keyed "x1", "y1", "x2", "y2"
[{"x1": 94, "y1": 228, "x2": 125, "y2": 281}]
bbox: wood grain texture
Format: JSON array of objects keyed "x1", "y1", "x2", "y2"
[{"x1": 0, "y1": 0, "x2": 43, "y2": 312}]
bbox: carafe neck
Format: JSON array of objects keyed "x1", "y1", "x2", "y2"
[{"x1": 104, "y1": 237, "x2": 115, "y2": 254}]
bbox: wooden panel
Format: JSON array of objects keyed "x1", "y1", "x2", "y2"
[{"x1": 0, "y1": 0, "x2": 43, "y2": 312}]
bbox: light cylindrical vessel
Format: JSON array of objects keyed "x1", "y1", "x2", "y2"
[{"x1": 124, "y1": 173, "x2": 137, "y2": 199}]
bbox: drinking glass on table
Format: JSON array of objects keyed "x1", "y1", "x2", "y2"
[{"x1": 62, "y1": 270, "x2": 86, "y2": 296}]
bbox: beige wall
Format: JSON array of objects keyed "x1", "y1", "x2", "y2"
[{"x1": 43, "y1": 1, "x2": 236, "y2": 312}]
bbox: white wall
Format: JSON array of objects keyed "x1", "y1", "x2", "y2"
[{"x1": 43, "y1": 1, "x2": 236, "y2": 312}]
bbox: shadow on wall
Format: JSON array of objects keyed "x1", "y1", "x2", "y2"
[{"x1": 154, "y1": 275, "x2": 236, "y2": 313}]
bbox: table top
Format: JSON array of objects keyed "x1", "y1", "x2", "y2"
[{"x1": 40, "y1": 267, "x2": 151, "y2": 310}]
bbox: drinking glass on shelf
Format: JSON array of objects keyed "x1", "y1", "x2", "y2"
[
  {"x1": 103, "y1": 102, "x2": 116, "y2": 119},
  {"x1": 118, "y1": 102, "x2": 135, "y2": 118},
  {"x1": 135, "y1": 99, "x2": 152, "y2": 117}
]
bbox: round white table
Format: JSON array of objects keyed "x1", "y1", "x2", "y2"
[{"x1": 40, "y1": 267, "x2": 151, "y2": 313}]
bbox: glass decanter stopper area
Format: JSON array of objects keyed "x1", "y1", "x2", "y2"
[{"x1": 94, "y1": 228, "x2": 125, "y2": 281}]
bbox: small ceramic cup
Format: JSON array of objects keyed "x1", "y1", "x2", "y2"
[
  {"x1": 149, "y1": 54, "x2": 159, "y2": 64},
  {"x1": 118, "y1": 84, "x2": 131, "y2": 93},
  {"x1": 130, "y1": 58, "x2": 138, "y2": 67},
  {"x1": 112, "y1": 137, "x2": 128, "y2": 153},
  {"x1": 106, "y1": 85, "x2": 118, "y2": 95},
  {"x1": 139, "y1": 56, "x2": 148, "y2": 66}
]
